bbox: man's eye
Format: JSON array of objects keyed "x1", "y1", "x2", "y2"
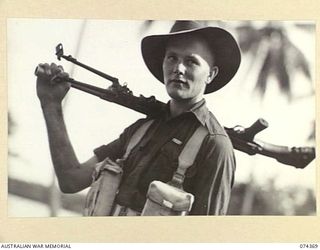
[
  {"x1": 165, "y1": 55, "x2": 176, "y2": 62},
  {"x1": 186, "y1": 59, "x2": 197, "y2": 65}
]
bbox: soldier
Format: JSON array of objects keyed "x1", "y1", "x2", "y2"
[{"x1": 36, "y1": 20, "x2": 241, "y2": 215}]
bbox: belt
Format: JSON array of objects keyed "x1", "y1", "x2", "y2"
[{"x1": 112, "y1": 204, "x2": 140, "y2": 216}]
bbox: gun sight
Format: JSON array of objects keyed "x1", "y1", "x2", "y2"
[{"x1": 55, "y1": 43, "x2": 64, "y2": 61}]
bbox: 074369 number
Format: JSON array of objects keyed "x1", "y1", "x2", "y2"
[{"x1": 300, "y1": 244, "x2": 318, "y2": 248}]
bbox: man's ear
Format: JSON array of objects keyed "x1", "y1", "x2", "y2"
[{"x1": 206, "y1": 66, "x2": 219, "y2": 84}]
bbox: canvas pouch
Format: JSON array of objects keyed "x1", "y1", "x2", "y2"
[
  {"x1": 141, "y1": 180, "x2": 194, "y2": 216},
  {"x1": 84, "y1": 157, "x2": 123, "y2": 216}
]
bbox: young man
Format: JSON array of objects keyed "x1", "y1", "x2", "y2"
[{"x1": 36, "y1": 20, "x2": 241, "y2": 215}]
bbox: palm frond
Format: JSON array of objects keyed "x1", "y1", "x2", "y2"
[
  {"x1": 294, "y1": 23, "x2": 315, "y2": 32},
  {"x1": 274, "y1": 42, "x2": 291, "y2": 100},
  {"x1": 237, "y1": 22, "x2": 313, "y2": 101},
  {"x1": 236, "y1": 23, "x2": 262, "y2": 53},
  {"x1": 255, "y1": 49, "x2": 271, "y2": 97},
  {"x1": 139, "y1": 20, "x2": 155, "y2": 35},
  {"x1": 308, "y1": 121, "x2": 315, "y2": 141},
  {"x1": 8, "y1": 112, "x2": 15, "y2": 135},
  {"x1": 286, "y1": 40, "x2": 311, "y2": 80}
]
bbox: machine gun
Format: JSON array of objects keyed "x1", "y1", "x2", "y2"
[{"x1": 35, "y1": 43, "x2": 316, "y2": 169}]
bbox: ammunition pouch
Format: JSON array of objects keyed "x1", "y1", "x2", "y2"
[
  {"x1": 141, "y1": 124, "x2": 207, "y2": 216},
  {"x1": 84, "y1": 157, "x2": 123, "y2": 216},
  {"x1": 141, "y1": 180, "x2": 194, "y2": 216}
]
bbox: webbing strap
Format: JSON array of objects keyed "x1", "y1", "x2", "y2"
[
  {"x1": 122, "y1": 119, "x2": 154, "y2": 160},
  {"x1": 171, "y1": 125, "x2": 208, "y2": 187},
  {"x1": 123, "y1": 120, "x2": 208, "y2": 188}
]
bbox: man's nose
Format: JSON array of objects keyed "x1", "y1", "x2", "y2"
[{"x1": 173, "y1": 61, "x2": 186, "y2": 74}]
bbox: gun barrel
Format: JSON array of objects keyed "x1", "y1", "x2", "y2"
[
  {"x1": 225, "y1": 126, "x2": 315, "y2": 168},
  {"x1": 55, "y1": 43, "x2": 119, "y2": 83},
  {"x1": 256, "y1": 141, "x2": 316, "y2": 169}
]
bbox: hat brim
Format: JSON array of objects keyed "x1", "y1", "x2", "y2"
[{"x1": 141, "y1": 27, "x2": 241, "y2": 94}]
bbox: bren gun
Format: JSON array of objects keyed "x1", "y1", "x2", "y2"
[{"x1": 34, "y1": 44, "x2": 316, "y2": 169}]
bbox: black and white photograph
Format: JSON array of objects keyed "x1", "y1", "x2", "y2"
[{"x1": 7, "y1": 19, "x2": 316, "y2": 218}]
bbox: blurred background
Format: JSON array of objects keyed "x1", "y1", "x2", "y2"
[{"x1": 7, "y1": 19, "x2": 316, "y2": 216}]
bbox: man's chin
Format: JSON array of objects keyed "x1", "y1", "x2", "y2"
[{"x1": 167, "y1": 91, "x2": 189, "y2": 101}]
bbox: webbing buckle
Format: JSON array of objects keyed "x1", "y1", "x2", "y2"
[{"x1": 169, "y1": 171, "x2": 185, "y2": 188}]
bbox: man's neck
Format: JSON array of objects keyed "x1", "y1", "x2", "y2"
[{"x1": 169, "y1": 98, "x2": 204, "y2": 117}]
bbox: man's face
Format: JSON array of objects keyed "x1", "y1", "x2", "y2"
[{"x1": 162, "y1": 35, "x2": 217, "y2": 103}]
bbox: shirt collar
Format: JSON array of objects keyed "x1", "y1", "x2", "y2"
[
  {"x1": 162, "y1": 99, "x2": 212, "y2": 131},
  {"x1": 159, "y1": 99, "x2": 226, "y2": 135},
  {"x1": 190, "y1": 99, "x2": 226, "y2": 135},
  {"x1": 188, "y1": 98, "x2": 209, "y2": 127}
]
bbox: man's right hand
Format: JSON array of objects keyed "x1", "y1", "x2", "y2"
[{"x1": 36, "y1": 63, "x2": 70, "y2": 107}]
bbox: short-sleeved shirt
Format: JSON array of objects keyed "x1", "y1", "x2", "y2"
[{"x1": 94, "y1": 99, "x2": 236, "y2": 215}]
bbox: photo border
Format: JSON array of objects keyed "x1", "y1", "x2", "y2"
[{"x1": 0, "y1": 0, "x2": 319, "y2": 242}]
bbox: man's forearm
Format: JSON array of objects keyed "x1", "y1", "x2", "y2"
[{"x1": 41, "y1": 103, "x2": 83, "y2": 192}]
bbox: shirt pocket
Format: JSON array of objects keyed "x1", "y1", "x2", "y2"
[
  {"x1": 159, "y1": 139, "x2": 182, "y2": 169},
  {"x1": 162, "y1": 139, "x2": 200, "y2": 179},
  {"x1": 143, "y1": 139, "x2": 181, "y2": 183}
]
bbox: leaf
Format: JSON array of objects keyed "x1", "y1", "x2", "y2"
[
  {"x1": 288, "y1": 41, "x2": 311, "y2": 79},
  {"x1": 8, "y1": 112, "x2": 15, "y2": 135},
  {"x1": 274, "y1": 43, "x2": 291, "y2": 100},
  {"x1": 294, "y1": 23, "x2": 315, "y2": 32},
  {"x1": 139, "y1": 20, "x2": 155, "y2": 35},
  {"x1": 255, "y1": 49, "x2": 272, "y2": 97},
  {"x1": 308, "y1": 121, "x2": 315, "y2": 141},
  {"x1": 236, "y1": 23, "x2": 262, "y2": 53}
]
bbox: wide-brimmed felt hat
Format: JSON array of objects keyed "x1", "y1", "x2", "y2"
[{"x1": 141, "y1": 20, "x2": 241, "y2": 94}]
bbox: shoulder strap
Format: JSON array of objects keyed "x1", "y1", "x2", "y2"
[
  {"x1": 122, "y1": 119, "x2": 154, "y2": 160},
  {"x1": 171, "y1": 125, "x2": 208, "y2": 187}
]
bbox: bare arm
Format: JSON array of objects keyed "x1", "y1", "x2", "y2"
[{"x1": 37, "y1": 63, "x2": 98, "y2": 193}]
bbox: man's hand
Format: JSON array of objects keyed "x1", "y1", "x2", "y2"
[{"x1": 36, "y1": 63, "x2": 70, "y2": 107}]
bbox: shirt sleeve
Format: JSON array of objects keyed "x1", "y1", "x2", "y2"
[
  {"x1": 93, "y1": 118, "x2": 148, "y2": 162},
  {"x1": 190, "y1": 134, "x2": 236, "y2": 215}
]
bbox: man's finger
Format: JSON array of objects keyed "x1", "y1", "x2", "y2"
[
  {"x1": 58, "y1": 72, "x2": 69, "y2": 79},
  {"x1": 43, "y1": 63, "x2": 52, "y2": 76},
  {"x1": 57, "y1": 65, "x2": 64, "y2": 71},
  {"x1": 51, "y1": 63, "x2": 64, "y2": 75}
]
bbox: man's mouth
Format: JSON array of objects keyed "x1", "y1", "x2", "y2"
[{"x1": 169, "y1": 79, "x2": 188, "y2": 88}]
